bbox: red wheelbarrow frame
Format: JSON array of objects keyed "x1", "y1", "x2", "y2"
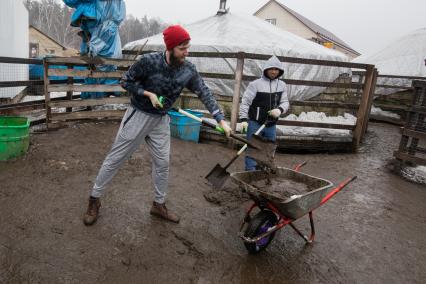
[{"x1": 238, "y1": 162, "x2": 357, "y2": 244}]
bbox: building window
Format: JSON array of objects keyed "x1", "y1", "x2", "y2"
[
  {"x1": 49, "y1": 49, "x2": 55, "y2": 55},
  {"x1": 29, "y1": 43, "x2": 39, "y2": 58},
  {"x1": 265, "y1": 18, "x2": 277, "y2": 25}
]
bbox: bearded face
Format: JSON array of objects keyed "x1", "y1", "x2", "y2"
[{"x1": 169, "y1": 41, "x2": 190, "y2": 68}]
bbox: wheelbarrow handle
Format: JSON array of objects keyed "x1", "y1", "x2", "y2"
[{"x1": 320, "y1": 176, "x2": 357, "y2": 205}]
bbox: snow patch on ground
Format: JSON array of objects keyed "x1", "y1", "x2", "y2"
[
  {"x1": 401, "y1": 165, "x2": 426, "y2": 185},
  {"x1": 197, "y1": 111, "x2": 356, "y2": 137},
  {"x1": 278, "y1": 111, "x2": 356, "y2": 137},
  {"x1": 371, "y1": 106, "x2": 400, "y2": 120}
]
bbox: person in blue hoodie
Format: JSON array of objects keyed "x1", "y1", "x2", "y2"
[{"x1": 239, "y1": 55, "x2": 289, "y2": 171}]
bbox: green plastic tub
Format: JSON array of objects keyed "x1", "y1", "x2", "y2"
[{"x1": 0, "y1": 116, "x2": 30, "y2": 161}]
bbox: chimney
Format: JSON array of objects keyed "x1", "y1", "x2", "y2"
[{"x1": 217, "y1": 0, "x2": 228, "y2": 15}]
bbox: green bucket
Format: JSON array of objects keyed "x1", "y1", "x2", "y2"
[{"x1": 0, "y1": 116, "x2": 30, "y2": 161}]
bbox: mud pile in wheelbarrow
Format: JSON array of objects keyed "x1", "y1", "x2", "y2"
[{"x1": 251, "y1": 177, "x2": 314, "y2": 199}]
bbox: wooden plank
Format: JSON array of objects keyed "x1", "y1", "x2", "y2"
[
  {"x1": 50, "y1": 110, "x2": 125, "y2": 121},
  {"x1": 379, "y1": 74, "x2": 426, "y2": 80},
  {"x1": 134, "y1": 50, "x2": 369, "y2": 69},
  {"x1": 362, "y1": 68, "x2": 379, "y2": 136},
  {"x1": 43, "y1": 60, "x2": 51, "y2": 125},
  {"x1": 291, "y1": 100, "x2": 359, "y2": 110},
  {"x1": 402, "y1": 128, "x2": 426, "y2": 140},
  {"x1": 48, "y1": 68, "x2": 125, "y2": 78},
  {"x1": 376, "y1": 84, "x2": 413, "y2": 89},
  {"x1": 66, "y1": 65, "x2": 73, "y2": 112},
  {"x1": 0, "y1": 80, "x2": 44, "y2": 88},
  {"x1": 352, "y1": 71, "x2": 366, "y2": 76},
  {"x1": 394, "y1": 151, "x2": 426, "y2": 166},
  {"x1": 0, "y1": 56, "x2": 42, "y2": 65},
  {"x1": 48, "y1": 84, "x2": 126, "y2": 93},
  {"x1": 352, "y1": 65, "x2": 375, "y2": 150},
  {"x1": 199, "y1": 72, "x2": 363, "y2": 89},
  {"x1": 410, "y1": 106, "x2": 426, "y2": 115},
  {"x1": 49, "y1": 97, "x2": 130, "y2": 108},
  {"x1": 230, "y1": 53, "x2": 245, "y2": 147},
  {"x1": 45, "y1": 56, "x2": 135, "y2": 67},
  {"x1": 276, "y1": 120, "x2": 355, "y2": 130},
  {"x1": 373, "y1": 103, "x2": 409, "y2": 111},
  {"x1": 0, "y1": 103, "x2": 46, "y2": 114},
  {"x1": 413, "y1": 80, "x2": 426, "y2": 88},
  {"x1": 283, "y1": 79, "x2": 363, "y2": 89}
]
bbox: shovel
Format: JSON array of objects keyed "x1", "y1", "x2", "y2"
[
  {"x1": 205, "y1": 124, "x2": 266, "y2": 189},
  {"x1": 171, "y1": 108, "x2": 259, "y2": 149}
]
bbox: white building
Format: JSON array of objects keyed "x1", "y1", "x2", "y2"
[{"x1": 0, "y1": 0, "x2": 29, "y2": 101}]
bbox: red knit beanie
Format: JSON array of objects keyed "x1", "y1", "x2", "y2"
[{"x1": 163, "y1": 25, "x2": 191, "y2": 50}]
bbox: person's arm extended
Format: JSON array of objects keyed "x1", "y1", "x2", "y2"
[{"x1": 186, "y1": 71, "x2": 224, "y2": 123}]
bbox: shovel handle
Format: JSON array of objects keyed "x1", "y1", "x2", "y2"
[
  {"x1": 221, "y1": 124, "x2": 265, "y2": 170},
  {"x1": 173, "y1": 108, "x2": 257, "y2": 148},
  {"x1": 254, "y1": 124, "x2": 266, "y2": 135},
  {"x1": 172, "y1": 108, "x2": 224, "y2": 133}
]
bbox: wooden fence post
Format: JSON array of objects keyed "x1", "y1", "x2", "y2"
[
  {"x1": 66, "y1": 64, "x2": 74, "y2": 112},
  {"x1": 362, "y1": 68, "x2": 378, "y2": 136},
  {"x1": 352, "y1": 64, "x2": 375, "y2": 150},
  {"x1": 43, "y1": 59, "x2": 51, "y2": 128},
  {"x1": 229, "y1": 52, "x2": 245, "y2": 147}
]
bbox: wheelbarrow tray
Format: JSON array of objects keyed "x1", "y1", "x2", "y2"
[{"x1": 230, "y1": 167, "x2": 334, "y2": 220}]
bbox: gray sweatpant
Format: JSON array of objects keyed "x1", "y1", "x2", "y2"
[{"x1": 91, "y1": 105, "x2": 171, "y2": 204}]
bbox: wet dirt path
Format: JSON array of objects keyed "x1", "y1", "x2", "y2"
[{"x1": 0, "y1": 122, "x2": 425, "y2": 283}]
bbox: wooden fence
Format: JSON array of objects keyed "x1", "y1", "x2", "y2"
[
  {"x1": 394, "y1": 80, "x2": 426, "y2": 166},
  {"x1": 1, "y1": 52, "x2": 377, "y2": 151},
  {"x1": 353, "y1": 70, "x2": 426, "y2": 125}
]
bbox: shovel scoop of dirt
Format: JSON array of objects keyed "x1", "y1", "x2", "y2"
[{"x1": 249, "y1": 134, "x2": 278, "y2": 172}]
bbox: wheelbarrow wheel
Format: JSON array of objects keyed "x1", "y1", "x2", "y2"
[{"x1": 244, "y1": 210, "x2": 278, "y2": 254}]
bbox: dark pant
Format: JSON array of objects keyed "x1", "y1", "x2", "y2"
[{"x1": 245, "y1": 120, "x2": 276, "y2": 171}]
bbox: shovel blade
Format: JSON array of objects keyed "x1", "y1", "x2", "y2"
[{"x1": 205, "y1": 163, "x2": 230, "y2": 189}]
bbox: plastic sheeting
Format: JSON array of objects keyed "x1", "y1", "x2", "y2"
[
  {"x1": 64, "y1": 0, "x2": 125, "y2": 58},
  {"x1": 63, "y1": 0, "x2": 125, "y2": 98},
  {"x1": 124, "y1": 13, "x2": 350, "y2": 101},
  {"x1": 0, "y1": 0, "x2": 29, "y2": 99},
  {"x1": 353, "y1": 28, "x2": 426, "y2": 95}
]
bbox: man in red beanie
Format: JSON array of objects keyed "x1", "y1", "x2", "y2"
[{"x1": 83, "y1": 25, "x2": 232, "y2": 225}]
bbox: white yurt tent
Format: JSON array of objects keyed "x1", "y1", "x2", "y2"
[
  {"x1": 0, "y1": 0, "x2": 29, "y2": 100},
  {"x1": 353, "y1": 28, "x2": 426, "y2": 95},
  {"x1": 124, "y1": 12, "x2": 349, "y2": 101}
]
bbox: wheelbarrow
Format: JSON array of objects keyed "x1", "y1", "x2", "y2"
[{"x1": 230, "y1": 162, "x2": 357, "y2": 254}]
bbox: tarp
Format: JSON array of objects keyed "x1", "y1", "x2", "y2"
[
  {"x1": 0, "y1": 0, "x2": 28, "y2": 99},
  {"x1": 353, "y1": 28, "x2": 426, "y2": 95},
  {"x1": 63, "y1": 0, "x2": 126, "y2": 98},
  {"x1": 63, "y1": 0, "x2": 125, "y2": 58},
  {"x1": 124, "y1": 12, "x2": 350, "y2": 101}
]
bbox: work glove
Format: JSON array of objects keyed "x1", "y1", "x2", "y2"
[
  {"x1": 268, "y1": 108, "x2": 282, "y2": 119},
  {"x1": 241, "y1": 121, "x2": 248, "y2": 133},
  {"x1": 147, "y1": 92, "x2": 163, "y2": 109},
  {"x1": 219, "y1": 120, "x2": 232, "y2": 138}
]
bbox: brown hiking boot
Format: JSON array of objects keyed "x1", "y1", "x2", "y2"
[
  {"x1": 83, "y1": 197, "x2": 101, "y2": 226},
  {"x1": 150, "y1": 202, "x2": 180, "y2": 223}
]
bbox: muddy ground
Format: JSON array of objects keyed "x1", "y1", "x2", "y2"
[{"x1": 0, "y1": 122, "x2": 425, "y2": 283}]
